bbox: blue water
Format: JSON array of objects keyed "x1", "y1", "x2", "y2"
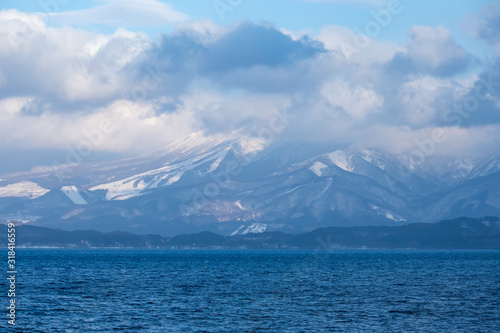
[{"x1": 1, "y1": 249, "x2": 499, "y2": 332}]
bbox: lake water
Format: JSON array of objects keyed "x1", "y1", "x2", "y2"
[{"x1": 1, "y1": 249, "x2": 499, "y2": 332}]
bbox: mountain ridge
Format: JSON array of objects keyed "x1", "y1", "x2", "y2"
[{"x1": 0, "y1": 137, "x2": 499, "y2": 235}]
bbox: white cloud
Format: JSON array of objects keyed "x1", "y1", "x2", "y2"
[
  {"x1": 176, "y1": 19, "x2": 230, "y2": 45},
  {"x1": 389, "y1": 25, "x2": 470, "y2": 76},
  {"x1": 0, "y1": 10, "x2": 152, "y2": 102},
  {"x1": 398, "y1": 76, "x2": 448, "y2": 126},
  {"x1": 408, "y1": 26, "x2": 467, "y2": 69},
  {"x1": 351, "y1": 124, "x2": 500, "y2": 158},
  {"x1": 0, "y1": 97, "x2": 33, "y2": 116},
  {"x1": 0, "y1": 7, "x2": 498, "y2": 164},
  {"x1": 316, "y1": 25, "x2": 403, "y2": 67},
  {"x1": 0, "y1": 97, "x2": 200, "y2": 153},
  {"x1": 463, "y1": 3, "x2": 500, "y2": 55},
  {"x1": 48, "y1": 0, "x2": 188, "y2": 28},
  {"x1": 321, "y1": 79, "x2": 383, "y2": 120}
]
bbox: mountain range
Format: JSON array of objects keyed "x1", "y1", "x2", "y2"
[{"x1": 0, "y1": 132, "x2": 499, "y2": 236}]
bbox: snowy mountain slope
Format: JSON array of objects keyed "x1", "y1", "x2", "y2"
[
  {"x1": 0, "y1": 132, "x2": 265, "y2": 190},
  {"x1": 0, "y1": 136, "x2": 498, "y2": 235},
  {"x1": 468, "y1": 157, "x2": 500, "y2": 179},
  {"x1": 410, "y1": 171, "x2": 500, "y2": 222},
  {"x1": 61, "y1": 186, "x2": 88, "y2": 205},
  {"x1": 90, "y1": 148, "x2": 232, "y2": 200},
  {"x1": 0, "y1": 181, "x2": 49, "y2": 199}
]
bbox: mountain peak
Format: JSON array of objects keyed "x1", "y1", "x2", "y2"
[{"x1": 1, "y1": 139, "x2": 499, "y2": 235}]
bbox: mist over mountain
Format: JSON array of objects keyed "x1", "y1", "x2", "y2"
[{"x1": 0, "y1": 135, "x2": 499, "y2": 236}]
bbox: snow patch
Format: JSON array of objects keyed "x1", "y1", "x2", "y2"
[
  {"x1": 231, "y1": 223, "x2": 268, "y2": 236},
  {"x1": 385, "y1": 212, "x2": 396, "y2": 220},
  {"x1": 206, "y1": 151, "x2": 227, "y2": 174},
  {"x1": 90, "y1": 148, "x2": 230, "y2": 200},
  {"x1": 61, "y1": 186, "x2": 87, "y2": 205},
  {"x1": 310, "y1": 161, "x2": 327, "y2": 177},
  {"x1": 0, "y1": 181, "x2": 49, "y2": 199},
  {"x1": 0, "y1": 214, "x2": 41, "y2": 223},
  {"x1": 359, "y1": 150, "x2": 386, "y2": 170},
  {"x1": 280, "y1": 184, "x2": 306, "y2": 196},
  {"x1": 165, "y1": 172, "x2": 184, "y2": 185},
  {"x1": 360, "y1": 150, "x2": 374, "y2": 163},
  {"x1": 456, "y1": 159, "x2": 475, "y2": 172},
  {"x1": 242, "y1": 223, "x2": 267, "y2": 235},
  {"x1": 238, "y1": 137, "x2": 266, "y2": 154},
  {"x1": 231, "y1": 225, "x2": 245, "y2": 236},
  {"x1": 481, "y1": 158, "x2": 500, "y2": 174},
  {"x1": 327, "y1": 151, "x2": 354, "y2": 172},
  {"x1": 62, "y1": 208, "x2": 85, "y2": 220},
  {"x1": 234, "y1": 200, "x2": 245, "y2": 210},
  {"x1": 370, "y1": 205, "x2": 406, "y2": 222}
]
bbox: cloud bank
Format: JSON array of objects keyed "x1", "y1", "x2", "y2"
[{"x1": 0, "y1": 3, "x2": 500, "y2": 171}]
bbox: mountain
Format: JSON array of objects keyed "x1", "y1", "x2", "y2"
[
  {"x1": 288, "y1": 216, "x2": 500, "y2": 249},
  {"x1": 0, "y1": 224, "x2": 167, "y2": 248},
  {"x1": 1, "y1": 217, "x2": 499, "y2": 249},
  {"x1": 0, "y1": 133, "x2": 499, "y2": 236}
]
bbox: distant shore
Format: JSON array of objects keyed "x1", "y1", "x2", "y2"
[{"x1": 1, "y1": 216, "x2": 499, "y2": 250}]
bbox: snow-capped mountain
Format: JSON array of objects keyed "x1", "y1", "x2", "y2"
[{"x1": 0, "y1": 135, "x2": 499, "y2": 236}]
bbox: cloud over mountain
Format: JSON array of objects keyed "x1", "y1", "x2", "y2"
[{"x1": 0, "y1": 2, "x2": 499, "y2": 172}]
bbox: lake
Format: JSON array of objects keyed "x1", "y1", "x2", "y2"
[{"x1": 1, "y1": 249, "x2": 499, "y2": 332}]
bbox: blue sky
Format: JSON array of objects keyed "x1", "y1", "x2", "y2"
[
  {"x1": 0, "y1": 0, "x2": 499, "y2": 172},
  {"x1": 2, "y1": 0, "x2": 495, "y2": 52}
]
